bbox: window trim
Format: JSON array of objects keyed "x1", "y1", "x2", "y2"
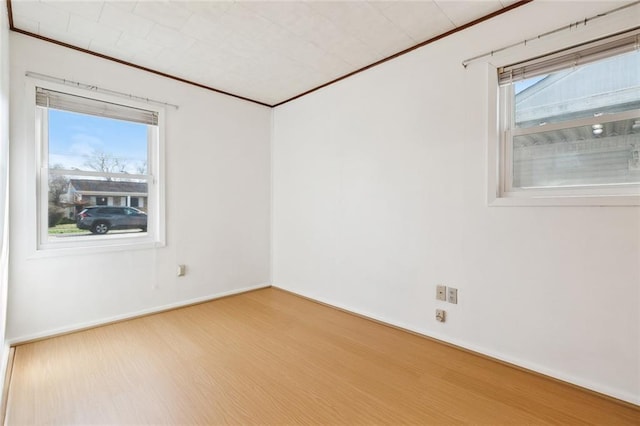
[
  {"x1": 28, "y1": 78, "x2": 166, "y2": 255},
  {"x1": 488, "y1": 37, "x2": 640, "y2": 207}
]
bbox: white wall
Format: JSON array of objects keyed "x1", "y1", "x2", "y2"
[
  {"x1": 9, "y1": 34, "x2": 271, "y2": 342},
  {"x1": 273, "y1": 2, "x2": 640, "y2": 404},
  {"x1": 0, "y1": 0, "x2": 12, "y2": 383}
]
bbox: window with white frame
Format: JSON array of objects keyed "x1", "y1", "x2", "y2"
[
  {"x1": 35, "y1": 84, "x2": 164, "y2": 251},
  {"x1": 495, "y1": 30, "x2": 640, "y2": 205}
]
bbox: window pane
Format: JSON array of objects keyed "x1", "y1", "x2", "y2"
[
  {"x1": 513, "y1": 117, "x2": 640, "y2": 188},
  {"x1": 48, "y1": 109, "x2": 148, "y2": 174},
  {"x1": 36, "y1": 85, "x2": 163, "y2": 250},
  {"x1": 514, "y1": 50, "x2": 640, "y2": 129},
  {"x1": 48, "y1": 174, "x2": 148, "y2": 239}
]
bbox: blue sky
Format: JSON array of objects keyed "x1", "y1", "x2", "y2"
[
  {"x1": 515, "y1": 75, "x2": 545, "y2": 94},
  {"x1": 48, "y1": 109, "x2": 148, "y2": 174}
]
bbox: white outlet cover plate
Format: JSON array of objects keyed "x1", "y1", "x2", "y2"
[
  {"x1": 436, "y1": 285, "x2": 447, "y2": 301},
  {"x1": 448, "y1": 287, "x2": 457, "y2": 304}
]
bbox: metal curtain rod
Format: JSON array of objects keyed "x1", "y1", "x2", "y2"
[
  {"x1": 461, "y1": 1, "x2": 640, "y2": 68},
  {"x1": 25, "y1": 71, "x2": 180, "y2": 109}
]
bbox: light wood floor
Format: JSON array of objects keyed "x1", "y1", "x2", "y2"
[{"x1": 5, "y1": 288, "x2": 639, "y2": 425}]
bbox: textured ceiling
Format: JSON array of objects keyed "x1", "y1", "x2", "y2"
[{"x1": 10, "y1": 0, "x2": 521, "y2": 106}]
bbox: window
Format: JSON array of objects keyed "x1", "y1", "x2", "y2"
[
  {"x1": 34, "y1": 81, "x2": 165, "y2": 251},
  {"x1": 494, "y1": 30, "x2": 640, "y2": 205}
]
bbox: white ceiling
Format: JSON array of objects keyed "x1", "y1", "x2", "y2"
[{"x1": 11, "y1": 0, "x2": 520, "y2": 105}]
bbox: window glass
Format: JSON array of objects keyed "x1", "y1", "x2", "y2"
[
  {"x1": 49, "y1": 109, "x2": 148, "y2": 174},
  {"x1": 513, "y1": 117, "x2": 640, "y2": 188},
  {"x1": 47, "y1": 109, "x2": 150, "y2": 239},
  {"x1": 37, "y1": 85, "x2": 161, "y2": 248},
  {"x1": 513, "y1": 52, "x2": 640, "y2": 129},
  {"x1": 502, "y1": 49, "x2": 640, "y2": 195}
]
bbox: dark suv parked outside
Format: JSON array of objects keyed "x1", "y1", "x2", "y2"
[{"x1": 77, "y1": 206, "x2": 147, "y2": 234}]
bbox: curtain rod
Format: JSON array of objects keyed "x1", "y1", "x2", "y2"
[
  {"x1": 461, "y1": 1, "x2": 640, "y2": 68},
  {"x1": 25, "y1": 71, "x2": 179, "y2": 110}
]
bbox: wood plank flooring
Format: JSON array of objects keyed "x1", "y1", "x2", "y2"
[{"x1": 5, "y1": 287, "x2": 639, "y2": 424}]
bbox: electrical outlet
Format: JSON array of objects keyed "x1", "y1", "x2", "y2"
[
  {"x1": 436, "y1": 309, "x2": 446, "y2": 322},
  {"x1": 447, "y1": 287, "x2": 458, "y2": 304},
  {"x1": 436, "y1": 285, "x2": 447, "y2": 301},
  {"x1": 177, "y1": 264, "x2": 186, "y2": 277}
]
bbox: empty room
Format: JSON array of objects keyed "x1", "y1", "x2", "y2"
[{"x1": 0, "y1": 0, "x2": 639, "y2": 424}]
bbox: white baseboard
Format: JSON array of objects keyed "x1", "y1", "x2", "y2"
[
  {"x1": 8, "y1": 283, "x2": 271, "y2": 345},
  {"x1": 273, "y1": 286, "x2": 640, "y2": 407}
]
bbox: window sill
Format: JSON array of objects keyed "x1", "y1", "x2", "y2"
[
  {"x1": 30, "y1": 234, "x2": 165, "y2": 259},
  {"x1": 489, "y1": 193, "x2": 640, "y2": 207}
]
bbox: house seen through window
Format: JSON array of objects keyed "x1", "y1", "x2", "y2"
[
  {"x1": 497, "y1": 30, "x2": 640, "y2": 203},
  {"x1": 37, "y1": 85, "x2": 163, "y2": 249}
]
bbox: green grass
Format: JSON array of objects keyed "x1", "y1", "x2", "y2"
[{"x1": 48, "y1": 223, "x2": 90, "y2": 235}]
